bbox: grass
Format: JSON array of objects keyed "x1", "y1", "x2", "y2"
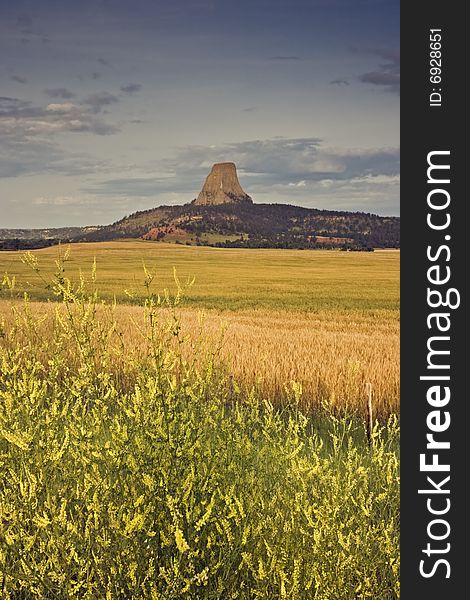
[
  {"x1": 0, "y1": 300, "x2": 399, "y2": 418},
  {"x1": 0, "y1": 265, "x2": 400, "y2": 598},
  {"x1": 0, "y1": 243, "x2": 399, "y2": 416},
  {"x1": 0, "y1": 240, "x2": 400, "y2": 312}
]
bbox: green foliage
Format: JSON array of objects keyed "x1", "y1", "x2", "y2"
[{"x1": 0, "y1": 259, "x2": 399, "y2": 598}]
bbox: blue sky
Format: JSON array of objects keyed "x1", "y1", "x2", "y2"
[{"x1": 1, "y1": 0, "x2": 399, "y2": 227}]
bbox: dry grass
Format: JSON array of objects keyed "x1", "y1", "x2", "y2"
[
  {"x1": 0, "y1": 243, "x2": 399, "y2": 416},
  {"x1": 0, "y1": 298, "x2": 399, "y2": 417},
  {"x1": 125, "y1": 306, "x2": 398, "y2": 417}
]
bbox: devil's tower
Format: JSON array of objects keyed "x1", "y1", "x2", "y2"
[{"x1": 193, "y1": 162, "x2": 252, "y2": 206}]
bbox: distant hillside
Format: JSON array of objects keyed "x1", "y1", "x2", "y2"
[
  {"x1": 0, "y1": 226, "x2": 102, "y2": 241},
  {"x1": 81, "y1": 203, "x2": 399, "y2": 250},
  {"x1": 0, "y1": 226, "x2": 103, "y2": 250},
  {"x1": 1, "y1": 205, "x2": 399, "y2": 251}
]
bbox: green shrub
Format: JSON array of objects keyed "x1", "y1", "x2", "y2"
[{"x1": 0, "y1": 256, "x2": 399, "y2": 598}]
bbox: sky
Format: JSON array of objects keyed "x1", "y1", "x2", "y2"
[{"x1": 0, "y1": 0, "x2": 399, "y2": 228}]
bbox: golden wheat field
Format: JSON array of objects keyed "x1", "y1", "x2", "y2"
[
  {"x1": 0, "y1": 242, "x2": 399, "y2": 417},
  {"x1": 0, "y1": 300, "x2": 399, "y2": 416}
]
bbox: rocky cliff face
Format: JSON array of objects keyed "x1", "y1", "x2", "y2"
[{"x1": 193, "y1": 162, "x2": 252, "y2": 206}]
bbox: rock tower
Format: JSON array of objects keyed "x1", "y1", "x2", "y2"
[{"x1": 193, "y1": 162, "x2": 252, "y2": 205}]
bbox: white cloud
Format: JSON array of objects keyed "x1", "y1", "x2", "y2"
[
  {"x1": 83, "y1": 137, "x2": 399, "y2": 215},
  {"x1": 170, "y1": 138, "x2": 399, "y2": 183},
  {"x1": 0, "y1": 95, "x2": 119, "y2": 143},
  {"x1": 32, "y1": 195, "x2": 97, "y2": 206},
  {"x1": 350, "y1": 174, "x2": 400, "y2": 185},
  {"x1": 46, "y1": 102, "x2": 77, "y2": 113}
]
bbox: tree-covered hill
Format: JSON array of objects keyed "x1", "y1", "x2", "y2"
[
  {"x1": 1, "y1": 203, "x2": 399, "y2": 251},
  {"x1": 82, "y1": 203, "x2": 399, "y2": 250}
]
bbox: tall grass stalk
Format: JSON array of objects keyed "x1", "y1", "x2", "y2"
[{"x1": 0, "y1": 256, "x2": 399, "y2": 599}]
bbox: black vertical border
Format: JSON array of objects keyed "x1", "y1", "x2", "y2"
[{"x1": 401, "y1": 3, "x2": 466, "y2": 597}]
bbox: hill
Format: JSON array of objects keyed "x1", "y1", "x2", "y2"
[
  {"x1": 0, "y1": 227, "x2": 102, "y2": 251},
  {"x1": 79, "y1": 203, "x2": 399, "y2": 250},
  {"x1": 0, "y1": 205, "x2": 399, "y2": 251}
]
